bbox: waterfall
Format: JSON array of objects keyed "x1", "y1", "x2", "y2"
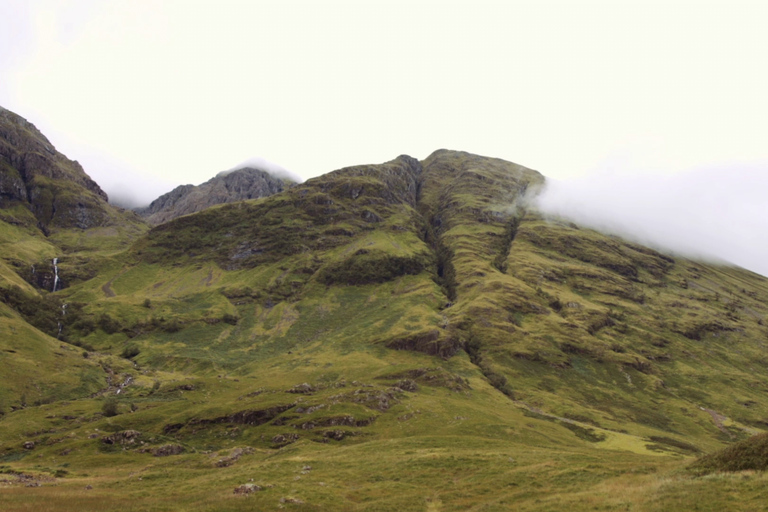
[
  {"x1": 56, "y1": 303, "x2": 68, "y2": 340},
  {"x1": 52, "y1": 258, "x2": 59, "y2": 292}
]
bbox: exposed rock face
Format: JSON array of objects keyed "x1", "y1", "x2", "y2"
[
  {"x1": 136, "y1": 167, "x2": 287, "y2": 225},
  {"x1": 151, "y1": 444, "x2": 184, "y2": 457},
  {"x1": 0, "y1": 105, "x2": 111, "y2": 230},
  {"x1": 100, "y1": 430, "x2": 142, "y2": 445},
  {"x1": 233, "y1": 483, "x2": 262, "y2": 495}
]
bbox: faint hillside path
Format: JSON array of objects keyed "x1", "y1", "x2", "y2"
[
  {"x1": 101, "y1": 280, "x2": 116, "y2": 297},
  {"x1": 702, "y1": 407, "x2": 732, "y2": 438},
  {"x1": 101, "y1": 267, "x2": 133, "y2": 297}
]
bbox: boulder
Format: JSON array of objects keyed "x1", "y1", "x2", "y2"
[
  {"x1": 233, "y1": 483, "x2": 262, "y2": 495},
  {"x1": 151, "y1": 444, "x2": 184, "y2": 457},
  {"x1": 101, "y1": 430, "x2": 142, "y2": 445}
]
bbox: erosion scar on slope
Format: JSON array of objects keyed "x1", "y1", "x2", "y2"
[
  {"x1": 102, "y1": 280, "x2": 116, "y2": 297},
  {"x1": 101, "y1": 267, "x2": 133, "y2": 297},
  {"x1": 203, "y1": 269, "x2": 214, "y2": 287}
]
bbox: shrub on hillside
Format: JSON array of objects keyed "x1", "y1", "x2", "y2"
[
  {"x1": 102, "y1": 397, "x2": 119, "y2": 417},
  {"x1": 318, "y1": 252, "x2": 431, "y2": 286},
  {"x1": 690, "y1": 433, "x2": 768, "y2": 475},
  {"x1": 0, "y1": 285, "x2": 60, "y2": 337},
  {"x1": 98, "y1": 314, "x2": 121, "y2": 334},
  {"x1": 121, "y1": 344, "x2": 140, "y2": 359},
  {"x1": 222, "y1": 313, "x2": 239, "y2": 325},
  {"x1": 162, "y1": 319, "x2": 182, "y2": 333}
]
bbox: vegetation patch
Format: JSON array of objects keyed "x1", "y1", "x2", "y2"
[
  {"x1": 690, "y1": 433, "x2": 768, "y2": 475},
  {"x1": 382, "y1": 329, "x2": 461, "y2": 358},
  {"x1": 375, "y1": 367, "x2": 470, "y2": 392},
  {"x1": 646, "y1": 436, "x2": 701, "y2": 454},
  {"x1": 318, "y1": 251, "x2": 432, "y2": 286},
  {"x1": 187, "y1": 404, "x2": 296, "y2": 428},
  {"x1": 523, "y1": 409, "x2": 606, "y2": 442}
]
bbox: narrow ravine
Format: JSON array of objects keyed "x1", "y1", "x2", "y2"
[{"x1": 493, "y1": 215, "x2": 521, "y2": 274}]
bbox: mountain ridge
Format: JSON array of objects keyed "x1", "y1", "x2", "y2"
[
  {"x1": 1, "y1": 106, "x2": 768, "y2": 511},
  {"x1": 135, "y1": 166, "x2": 289, "y2": 225},
  {"x1": 0, "y1": 105, "x2": 110, "y2": 230}
]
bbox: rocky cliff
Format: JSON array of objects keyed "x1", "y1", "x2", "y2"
[
  {"x1": 0, "y1": 106, "x2": 111, "y2": 231},
  {"x1": 135, "y1": 167, "x2": 288, "y2": 225}
]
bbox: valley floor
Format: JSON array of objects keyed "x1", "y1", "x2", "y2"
[{"x1": 2, "y1": 439, "x2": 768, "y2": 511}]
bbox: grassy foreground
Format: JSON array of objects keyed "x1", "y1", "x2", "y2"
[{"x1": 0, "y1": 374, "x2": 738, "y2": 512}]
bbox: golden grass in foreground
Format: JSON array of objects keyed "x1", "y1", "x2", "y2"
[{"x1": 6, "y1": 445, "x2": 768, "y2": 511}]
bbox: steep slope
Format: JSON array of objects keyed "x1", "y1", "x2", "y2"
[
  {"x1": 0, "y1": 106, "x2": 148, "y2": 291},
  {"x1": 0, "y1": 106, "x2": 147, "y2": 429},
  {"x1": 2, "y1": 149, "x2": 768, "y2": 511},
  {"x1": 418, "y1": 151, "x2": 768, "y2": 446},
  {"x1": 135, "y1": 166, "x2": 288, "y2": 225},
  {"x1": 0, "y1": 300, "x2": 107, "y2": 411},
  {"x1": 1, "y1": 105, "x2": 111, "y2": 231}
]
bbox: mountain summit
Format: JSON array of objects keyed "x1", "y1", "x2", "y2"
[
  {"x1": 135, "y1": 166, "x2": 289, "y2": 225},
  {"x1": 0, "y1": 105, "x2": 112, "y2": 231}
]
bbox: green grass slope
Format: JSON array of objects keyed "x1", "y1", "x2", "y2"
[
  {"x1": 0, "y1": 105, "x2": 149, "y2": 445},
  {"x1": 0, "y1": 104, "x2": 148, "y2": 288},
  {"x1": 1, "y1": 150, "x2": 768, "y2": 510},
  {"x1": 0, "y1": 301, "x2": 106, "y2": 412},
  {"x1": 690, "y1": 432, "x2": 768, "y2": 475}
]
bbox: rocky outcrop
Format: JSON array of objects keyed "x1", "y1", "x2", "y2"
[
  {"x1": 136, "y1": 167, "x2": 287, "y2": 225},
  {"x1": 315, "y1": 154, "x2": 423, "y2": 206},
  {"x1": 233, "y1": 483, "x2": 262, "y2": 495},
  {"x1": 151, "y1": 444, "x2": 184, "y2": 457},
  {"x1": 100, "y1": 430, "x2": 142, "y2": 445},
  {"x1": 0, "y1": 105, "x2": 112, "y2": 230}
]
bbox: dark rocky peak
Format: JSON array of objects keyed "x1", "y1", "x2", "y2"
[
  {"x1": 135, "y1": 184, "x2": 195, "y2": 218},
  {"x1": 216, "y1": 167, "x2": 286, "y2": 198},
  {"x1": 0, "y1": 105, "x2": 113, "y2": 230},
  {"x1": 0, "y1": 106, "x2": 107, "y2": 201},
  {"x1": 135, "y1": 166, "x2": 287, "y2": 225}
]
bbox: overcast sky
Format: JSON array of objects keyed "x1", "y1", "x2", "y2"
[
  {"x1": 535, "y1": 167, "x2": 768, "y2": 278},
  {"x1": 1, "y1": 1, "x2": 767, "y2": 276}
]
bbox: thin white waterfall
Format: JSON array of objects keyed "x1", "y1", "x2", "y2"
[{"x1": 52, "y1": 258, "x2": 59, "y2": 292}]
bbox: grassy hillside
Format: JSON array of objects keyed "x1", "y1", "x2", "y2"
[
  {"x1": 0, "y1": 105, "x2": 150, "y2": 460},
  {"x1": 1, "y1": 150, "x2": 768, "y2": 510}
]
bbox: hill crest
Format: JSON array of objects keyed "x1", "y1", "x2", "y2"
[{"x1": 135, "y1": 166, "x2": 288, "y2": 225}]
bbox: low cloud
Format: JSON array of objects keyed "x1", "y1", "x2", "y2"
[
  {"x1": 101, "y1": 156, "x2": 299, "y2": 209},
  {"x1": 106, "y1": 187, "x2": 143, "y2": 209},
  {"x1": 84, "y1": 157, "x2": 180, "y2": 210},
  {"x1": 220, "y1": 157, "x2": 302, "y2": 184},
  {"x1": 534, "y1": 164, "x2": 768, "y2": 278}
]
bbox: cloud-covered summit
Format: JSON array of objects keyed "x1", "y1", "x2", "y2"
[{"x1": 535, "y1": 164, "x2": 768, "y2": 277}]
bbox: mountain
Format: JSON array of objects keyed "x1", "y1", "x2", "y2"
[
  {"x1": 1, "y1": 111, "x2": 768, "y2": 510},
  {"x1": 135, "y1": 167, "x2": 289, "y2": 225},
  {"x1": 0, "y1": 106, "x2": 148, "y2": 418},
  {"x1": 0, "y1": 105, "x2": 147, "y2": 290},
  {"x1": 1, "y1": 105, "x2": 113, "y2": 231}
]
